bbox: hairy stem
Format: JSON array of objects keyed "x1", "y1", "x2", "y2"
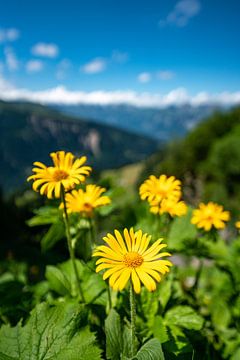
[
  {"x1": 130, "y1": 280, "x2": 137, "y2": 357},
  {"x1": 60, "y1": 185, "x2": 85, "y2": 302}
]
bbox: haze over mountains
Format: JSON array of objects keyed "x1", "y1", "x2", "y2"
[
  {"x1": 55, "y1": 104, "x2": 219, "y2": 140},
  {"x1": 0, "y1": 101, "x2": 158, "y2": 193},
  {"x1": 0, "y1": 99, "x2": 228, "y2": 194}
]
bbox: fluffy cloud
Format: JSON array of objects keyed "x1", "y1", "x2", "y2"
[
  {"x1": 31, "y1": 43, "x2": 59, "y2": 58},
  {"x1": 81, "y1": 58, "x2": 107, "y2": 74},
  {"x1": 138, "y1": 72, "x2": 151, "y2": 83},
  {"x1": 26, "y1": 60, "x2": 44, "y2": 73},
  {"x1": 0, "y1": 79, "x2": 239, "y2": 108},
  {"x1": 4, "y1": 47, "x2": 19, "y2": 71},
  {"x1": 159, "y1": 0, "x2": 201, "y2": 27},
  {"x1": 0, "y1": 28, "x2": 20, "y2": 43}
]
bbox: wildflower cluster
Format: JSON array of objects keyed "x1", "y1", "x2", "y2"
[
  {"x1": 139, "y1": 174, "x2": 187, "y2": 217},
  {"x1": 191, "y1": 201, "x2": 230, "y2": 231},
  {"x1": 28, "y1": 150, "x2": 110, "y2": 216}
]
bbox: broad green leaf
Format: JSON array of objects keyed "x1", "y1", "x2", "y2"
[
  {"x1": 168, "y1": 209, "x2": 197, "y2": 250},
  {"x1": 140, "y1": 287, "x2": 159, "y2": 328},
  {"x1": 158, "y1": 276, "x2": 172, "y2": 310},
  {"x1": 46, "y1": 265, "x2": 71, "y2": 296},
  {"x1": 231, "y1": 347, "x2": 240, "y2": 360},
  {"x1": 105, "y1": 309, "x2": 123, "y2": 360},
  {"x1": 152, "y1": 316, "x2": 169, "y2": 344},
  {"x1": 41, "y1": 219, "x2": 65, "y2": 251},
  {"x1": 136, "y1": 338, "x2": 165, "y2": 360},
  {"x1": 46, "y1": 260, "x2": 107, "y2": 304},
  {"x1": 122, "y1": 325, "x2": 132, "y2": 359},
  {"x1": 211, "y1": 300, "x2": 231, "y2": 330},
  {"x1": 27, "y1": 206, "x2": 60, "y2": 226},
  {"x1": 165, "y1": 325, "x2": 192, "y2": 355},
  {"x1": 165, "y1": 306, "x2": 204, "y2": 330},
  {"x1": 0, "y1": 353, "x2": 17, "y2": 360},
  {"x1": 0, "y1": 302, "x2": 102, "y2": 360}
]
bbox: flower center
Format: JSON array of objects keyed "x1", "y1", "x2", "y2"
[
  {"x1": 53, "y1": 169, "x2": 69, "y2": 182},
  {"x1": 83, "y1": 202, "x2": 93, "y2": 213},
  {"x1": 156, "y1": 186, "x2": 168, "y2": 199},
  {"x1": 206, "y1": 215, "x2": 213, "y2": 222},
  {"x1": 123, "y1": 252, "x2": 143, "y2": 268}
]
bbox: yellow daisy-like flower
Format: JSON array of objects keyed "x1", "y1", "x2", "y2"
[
  {"x1": 64, "y1": 184, "x2": 111, "y2": 216},
  {"x1": 191, "y1": 202, "x2": 230, "y2": 231},
  {"x1": 235, "y1": 221, "x2": 240, "y2": 230},
  {"x1": 150, "y1": 198, "x2": 188, "y2": 217},
  {"x1": 93, "y1": 228, "x2": 172, "y2": 293},
  {"x1": 27, "y1": 151, "x2": 91, "y2": 199},
  {"x1": 139, "y1": 174, "x2": 181, "y2": 203}
]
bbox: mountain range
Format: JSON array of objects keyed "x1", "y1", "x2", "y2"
[
  {"x1": 0, "y1": 101, "x2": 158, "y2": 193},
  {"x1": 55, "y1": 104, "x2": 220, "y2": 140}
]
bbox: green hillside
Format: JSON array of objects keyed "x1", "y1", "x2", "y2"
[
  {"x1": 140, "y1": 106, "x2": 240, "y2": 213},
  {"x1": 0, "y1": 101, "x2": 159, "y2": 193}
]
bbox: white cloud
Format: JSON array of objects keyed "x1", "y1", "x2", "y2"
[
  {"x1": 0, "y1": 79, "x2": 239, "y2": 108},
  {"x1": 159, "y1": 0, "x2": 201, "y2": 27},
  {"x1": 31, "y1": 43, "x2": 59, "y2": 58},
  {"x1": 4, "y1": 47, "x2": 19, "y2": 71},
  {"x1": 26, "y1": 60, "x2": 44, "y2": 73},
  {"x1": 0, "y1": 28, "x2": 20, "y2": 43},
  {"x1": 138, "y1": 72, "x2": 151, "y2": 83},
  {"x1": 56, "y1": 59, "x2": 71, "y2": 80},
  {"x1": 111, "y1": 50, "x2": 129, "y2": 64},
  {"x1": 157, "y1": 70, "x2": 175, "y2": 80},
  {"x1": 81, "y1": 58, "x2": 107, "y2": 74}
]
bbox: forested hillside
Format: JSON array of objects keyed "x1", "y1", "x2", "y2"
[{"x1": 140, "y1": 107, "x2": 240, "y2": 213}]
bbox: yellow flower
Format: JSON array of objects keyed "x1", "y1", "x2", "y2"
[
  {"x1": 235, "y1": 221, "x2": 240, "y2": 230},
  {"x1": 191, "y1": 202, "x2": 230, "y2": 231},
  {"x1": 93, "y1": 228, "x2": 172, "y2": 293},
  {"x1": 150, "y1": 198, "x2": 188, "y2": 217},
  {"x1": 139, "y1": 174, "x2": 181, "y2": 203},
  {"x1": 64, "y1": 185, "x2": 111, "y2": 216},
  {"x1": 27, "y1": 151, "x2": 91, "y2": 198}
]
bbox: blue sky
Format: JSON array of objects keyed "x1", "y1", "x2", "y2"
[{"x1": 0, "y1": 0, "x2": 240, "y2": 106}]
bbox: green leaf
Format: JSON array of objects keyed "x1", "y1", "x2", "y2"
[
  {"x1": 164, "y1": 325, "x2": 192, "y2": 355},
  {"x1": 41, "y1": 219, "x2": 65, "y2": 252},
  {"x1": 46, "y1": 265, "x2": 72, "y2": 296},
  {"x1": 140, "y1": 287, "x2": 159, "y2": 328},
  {"x1": 165, "y1": 306, "x2": 204, "y2": 331},
  {"x1": 136, "y1": 338, "x2": 165, "y2": 360},
  {"x1": 211, "y1": 300, "x2": 231, "y2": 330},
  {"x1": 27, "y1": 206, "x2": 60, "y2": 226},
  {"x1": 152, "y1": 316, "x2": 169, "y2": 344},
  {"x1": 231, "y1": 348, "x2": 240, "y2": 360},
  {"x1": 0, "y1": 302, "x2": 102, "y2": 360},
  {"x1": 158, "y1": 276, "x2": 172, "y2": 310},
  {"x1": 105, "y1": 309, "x2": 123, "y2": 360},
  {"x1": 122, "y1": 325, "x2": 132, "y2": 359},
  {"x1": 168, "y1": 209, "x2": 197, "y2": 250},
  {"x1": 46, "y1": 260, "x2": 107, "y2": 304}
]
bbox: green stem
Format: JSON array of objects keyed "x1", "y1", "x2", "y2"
[
  {"x1": 130, "y1": 280, "x2": 137, "y2": 357},
  {"x1": 107, "y1": 285, "x2": 112, "y2": 311},
  {"x1": 60, "y1": 185, "x2": 85, "y2": 302},
  {"x1": 193, "y1": 258, "x2": 204, "y2": 292},
  {"x1": 88, "y1": 217, "x2": 96, "y2": 245}
]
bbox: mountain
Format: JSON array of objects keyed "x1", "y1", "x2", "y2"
[
  {"x1": 54, "y1": 104, "x2": 220, "y2": 140},
  {"x1": 0, "y1": 101, "x2": 159, "y2": 194}
]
